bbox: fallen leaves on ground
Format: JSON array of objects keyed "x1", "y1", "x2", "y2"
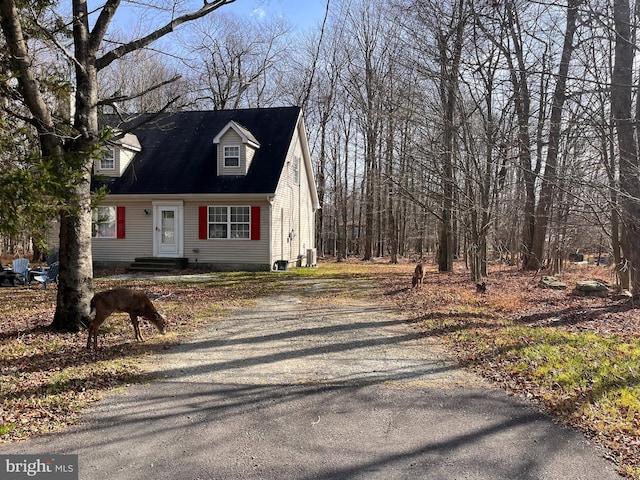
[
  {"x1": 383, "y1": 262, "x2": 640, "y2": 478},
  {"x1": 0, "y1": 271, "x2": 284, "y2": 443},
  {"x1": 1, "y1": 260, "x2": 639, "y2": 478}
]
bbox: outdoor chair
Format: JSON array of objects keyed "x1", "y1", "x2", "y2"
[
  {"x1": 11, "y1": 258, "x2": 30, "y2": 285},
  {"x1": 32, "y1": 261, "x2": 59, "y2": 290}
]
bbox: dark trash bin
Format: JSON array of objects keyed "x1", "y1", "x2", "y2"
[
  {"x1": 274, "y1": 260, "x2": 288, "y2": 271},
  {"x1": 569, "y1": 253, "x2": 584, "y2": 262}
]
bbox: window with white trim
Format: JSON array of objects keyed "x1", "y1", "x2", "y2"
[
  {"x1": 92, "y1": 206, "x2": 116, "y2": 238},
  {"x1": 223, "y1": 146, "x2": 240, "y2": 167},
  {"x1": 100, "y1": 147, "x2": 115, "y2": 170},
  {"x1": 293, "y1": 156, "x2": 300, "y2": 185},
  {"x1": 208, "y1": 206, "x2": 250, "y2": 239}
]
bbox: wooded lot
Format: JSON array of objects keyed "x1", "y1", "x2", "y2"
[{"x1": 0, "y1": 0, "x2": 639, "y2": 322}]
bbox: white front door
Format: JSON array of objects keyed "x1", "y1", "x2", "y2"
[{"x1": 154, "y1": 204, "x2": 183, "y2": 257}]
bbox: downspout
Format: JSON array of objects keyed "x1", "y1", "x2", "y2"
[
  {"x1": 268, "y1": 195, "x2": 274, "y2": 269},
  {"x1": 299, "y1": 168, "x2": 302, "y2": 257},
  {"x1": 281, "y1": 207, "x2": 284, "y2": 264}
]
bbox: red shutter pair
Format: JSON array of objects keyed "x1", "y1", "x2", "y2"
[
  {"x1": 115, "y1": 206, "x2": 260, "y2": 240},
  {"x1": 198, "y1": 206, "x2": 260, "y2": 240}
]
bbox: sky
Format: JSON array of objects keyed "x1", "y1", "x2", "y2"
[
  {"x1": 223, "y1": 0, "x2": 329, "y2": 31},
  {"x1": 105, "y1": 1, "x2": 330, "y2": 39}
]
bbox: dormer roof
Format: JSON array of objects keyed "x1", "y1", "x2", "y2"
[
  {"x1": 213, "y1": 120, "x2": 260, "y2": 149},
  {"x1": 111, "y1": 132, "x2": 142, "y2": 152}
]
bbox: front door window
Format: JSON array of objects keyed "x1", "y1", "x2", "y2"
[{"x1": 161, "y1": 210, "x2": 176, "y2": 247}]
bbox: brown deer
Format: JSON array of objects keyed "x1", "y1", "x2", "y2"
[
  {"x1": 412, "y1": 263, "x2": 425, "y2": 288},
  {"x1": 86, "y1": 288, "x2": 167, "y2": 350}
]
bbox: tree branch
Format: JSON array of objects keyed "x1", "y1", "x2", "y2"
[
  {"x1": 0, "y1": 0, "x2": 53, "y2": 133},
  {"x1": 95, "y1": 0, "x2": 236, "y2": 71},
  {"x1": 89, "y1": 0, "x2": 121, "y2": 55},
  {"x1": 28, "y1": 7, "x2": 85, "y2": 74},
  {"x1": 97, "y1": 74, "x2": 182, "y2": 106}
]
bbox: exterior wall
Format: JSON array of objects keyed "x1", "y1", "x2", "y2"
[
  {"x1": 91, "y1": 197, "x2": 272, "y2": 270},
  {"x1": 271, "y1": 123, "x2": 316, "y2": 267},
  {"x1": 184, "y1": 199, "x2": 270, "y2": 269},
  {"x1": 92, "y1": 199, "x2": 153, "y2": 266},
  {"x1": 118, "y1": 148, "x2": 136, "y2": 176},
  {"x1": 246, "y1": 146, "x2": 256, "y2": 171}
]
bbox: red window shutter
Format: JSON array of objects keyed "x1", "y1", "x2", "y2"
[
  {"x1": 198, "y1": 206, "x2": 208, "y2": 239},
  {"x1": 251, "y1": 206, "x2": 260, "y2": 240},
  {"x1": 116, "y1": 206, "x2": 125, "y2": 238}
]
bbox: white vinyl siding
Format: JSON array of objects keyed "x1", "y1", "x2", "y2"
[
  {"x1": 270, "y1": 124, "x2": 316, "y2": 265},
  {"x1": 186, "y1": 202, "x2": 269, "y2": 265},
  {"x1": 92, "y1": 200, "x2": 270, "y2": 266},
  {"x1": 92, "y1": 202, "x2": 153, "y2": 263}
]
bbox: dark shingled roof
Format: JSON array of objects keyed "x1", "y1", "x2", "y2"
[{"x1": 92, "y1": 106, "x2": 301, "y2": 195}]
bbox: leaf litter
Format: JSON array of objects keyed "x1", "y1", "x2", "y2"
[{"x1": 1, "y1": 261, "x2": 639, "y2": 477}]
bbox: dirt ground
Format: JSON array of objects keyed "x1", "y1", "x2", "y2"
[{"x1": 0, "y1": 276, "x2": 622, "y2": 479}]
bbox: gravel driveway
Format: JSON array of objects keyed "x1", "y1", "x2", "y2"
[{"x1": 1, "y1": 278, "x2": 622, "y2": 479}]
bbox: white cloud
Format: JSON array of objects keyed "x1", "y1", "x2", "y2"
[{"x1": 251, "y1": 7, "x2": 266, "y2": 19}]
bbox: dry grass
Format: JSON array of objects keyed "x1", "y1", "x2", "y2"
[
  {"x1": 1, "y1": 256, "x2": 639, "y2": 477},
  {"x1": 384, "y1": 261, "x2": 640, "y2": 478}
]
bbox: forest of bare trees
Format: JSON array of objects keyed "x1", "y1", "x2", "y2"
[
  {"x1": 299, "y1": 0, "x2": 640, "y2": 293},
  {"x1": 1, "y1": 0, "x2": 640, "y2": 327}
]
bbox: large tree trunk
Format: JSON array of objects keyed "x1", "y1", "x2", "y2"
[
  {"x1": 51, "y1": 0, "x2": 98, "y2": 330},
  {"x1": 436, "y1": 0, "x2": 465, "y2": 273},
  {"x1": 527, "y1": 0, "x2": 581, "y2": 270},
  {"x1": 0, "y1": 0, "x2": 90, "y2": 331},
  {"x1": 612, "y1": 0, "x2": 640, "y2": 296},
  {"x1": 316, "y1": 120, "x2": 327, "y2": 258},
  {"x1": 507, "y1": 8, "x2": 537, "y2": 271}
]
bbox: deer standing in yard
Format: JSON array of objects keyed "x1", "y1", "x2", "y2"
[
  {"x1": 86, "y1": 288, "x2": 167, "y2": 350},
  {"x1": 412, "y1": 263, "x2": 425, "y2": 288}
]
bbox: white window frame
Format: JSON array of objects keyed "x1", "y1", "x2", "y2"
[
  {"x1": 208, "y1": 206, "x2": 250, "y2": 239},
  {"x1": 293, "y1": 156, "x2": 300, "y2": 185},
  {"x1": 92, "y1": 206, "x2": 116, "y2": 238},
  {"x1": 223, "y1": 145, "x2": 240, "y2": 167},
  {"x1": 100, "y1": 147, "x2": 115, "y2": 170}
]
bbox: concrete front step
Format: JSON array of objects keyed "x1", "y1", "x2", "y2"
[{"x1": 128, "y1": 257, "x2": 188, "y2": 272}]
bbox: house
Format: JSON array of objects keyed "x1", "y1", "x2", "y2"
[{"x1": 89, "y1": 106, "x2": 319, "y2": 271}]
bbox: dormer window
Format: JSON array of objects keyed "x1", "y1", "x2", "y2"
[
  {"x1": 224, "y1": 146, "x2": 240, "y2": 167},
  {"x1": 100, "y1": 147, "x2": 115, "y2": 170},
  {"x1": 213, "y1": 120, "x2": 261, "y2": 176},
  {"x1": 93, "y1": 133, "x2": 140, "y2": 177}
]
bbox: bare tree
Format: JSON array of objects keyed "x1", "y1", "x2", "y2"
[
  {"x1": 527, "y1": 0, "x2": 582, "y2": 270},
  {"x1": 179, "y1": 12, "x2": 291, "y2": 110},
  {"x1": 0, "y1": 0, "x2": 236, "y2": 331},
  {"x1": 339, "y1": 0, "x2": 389, "y2": 261},
  {"x1": 612, "y1": 0, "x2": 640, "y2": 296},
  {"x1": 99, "y1": 48, "x2": 191, "y2": 113}
]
